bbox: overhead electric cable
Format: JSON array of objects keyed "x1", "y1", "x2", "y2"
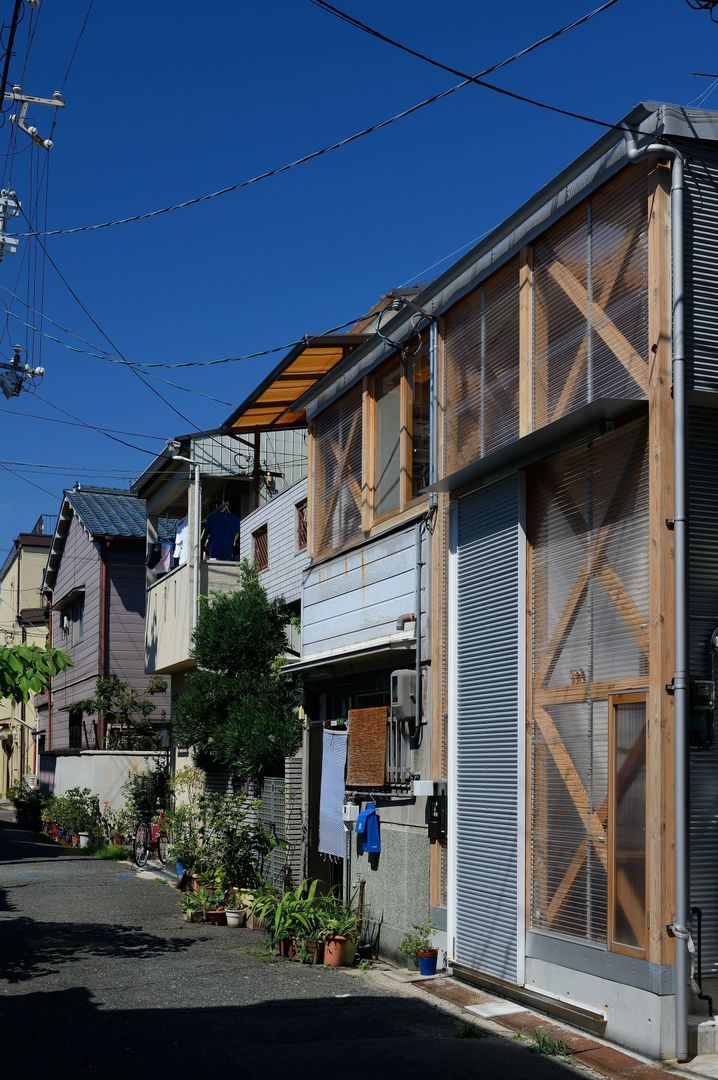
[
  {"x1": 33, "y1": 392, "x2": 157, "y2": 457},
  {"x1": 0, "y1": 460, "x2": 55, "y2": 499},
  {"x1": 308, "y1": 0, "x2": 624, "y2": 127},
  {"x1": 12, "y1": 0, "x2": 630, "y2": 240},
  {"x1": 0, "y1": 404, "x2": 170, "y2": 441},
  {"x1": 19, "y1": 208, "x2": 202, "y2": 430}
]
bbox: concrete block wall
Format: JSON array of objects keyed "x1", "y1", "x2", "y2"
[{"x1": 351, "y1": 822, "x2": 431, "y2": 964}]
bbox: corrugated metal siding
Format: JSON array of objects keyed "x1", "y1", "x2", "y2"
[
  {"x1": 688, "y1": 404, "x2": 718, "y2": 973},
  {"x1": 259, "y1": 776, "x2": 287, "y2": 889},
  {"x1": 686, "y1": 153, "x2": 718, "y2": 393},
  {"x1": 455, "y1": 474, "x2": 521, "y2": 982},
  {"x1": 284, "y1": 751, "x2": 304, "y2": 887},
  {"x1": 301, "y1": 526, "x2": 426, "y2": 658}
]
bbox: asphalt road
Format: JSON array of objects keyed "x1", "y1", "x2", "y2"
[{"x1": 0, "y1": 805, "x2": 580, "y2": 1079}]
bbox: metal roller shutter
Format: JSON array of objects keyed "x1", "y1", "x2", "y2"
[
  {"x1": 455, "y1": 473, "x2": 523, "y2": 983},
  {"x1": 688, "y1": 404, "x2": 718, "y2": 974}
]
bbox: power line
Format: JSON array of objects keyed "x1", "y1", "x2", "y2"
[
  {"x1": 18, "y1": 207, "x2": 202, "y2": 430},
  {"x1": 0, "y1": 460, "x2": 55, "y2": 498},
  {"x1": 32, "y1": 392, "x2": 157, "y2": 457},
  {"x1": 0, "y1": 301, "x2": 375, "y2": 367},
  {"x1": 0, "y1": 403, "x2": 170, "y2": 441},
  {"x1": 308, "y1": 0, "x2": 625, "y2": 128},
  {"x1": 11, "y1": 0, "x2": 632, "y2": 241}
]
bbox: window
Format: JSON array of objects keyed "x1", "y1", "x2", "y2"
[
  {"x1": 608, "y1": 693, "x2": 647, "y2": 958},
  {"x1": 371, "y1": 340, "x2": 431, "y2": 523},
  {"x1": 69, "y1": 709, "x2": 83, "y2": 750},
  {"x1": 312, "y1": 384, "x2": 363, "y2": 558},
  {"x1": 296, "y1": 500, "x2": 308, "y2": 551},
  {"x1": 70, "y1": 598, "x2": 84, "y2": 644},
  {"x1": 252, "y1": 524, "x2": 268, "y2": 572}
]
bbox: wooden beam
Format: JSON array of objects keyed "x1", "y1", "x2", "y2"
[
  {"x1": 646, "y1": 161, "x2": 675, "y2": 967},
  {"x1": 546, "y1": 258, "x2": 649, "y2": 395},
  {"x1": 519, "y1": 247, "x2": 533, "y2": 436},
  {"x1": 550, "y1": 224, "x2": 639, "y2": 425}
]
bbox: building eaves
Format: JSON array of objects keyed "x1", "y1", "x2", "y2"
[{"x1": 293, "y1": 101, "x2": 718, "y2": 420}]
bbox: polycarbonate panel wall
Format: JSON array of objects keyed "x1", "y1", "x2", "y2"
[
  {"x1": 529, "y1": 418, "x2": 649, "y2": 946},
  {"x1": 312, "y1": 385, "x2": 363, "y2": 558}
]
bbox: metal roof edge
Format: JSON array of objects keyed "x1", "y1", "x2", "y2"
[{"x1": 296, "y1": 101, "x2": 718, "y2": 420}]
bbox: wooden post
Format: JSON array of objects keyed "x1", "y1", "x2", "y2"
[
  {"x1": 646, "y1": 161, "x2": 675, "y2": 966},
  {"x1": 306, "y1": 424, "x2": 316, "y2": 557},
  {"x1": 519, "y1": 247, "x2": 533, "y2": 437}
]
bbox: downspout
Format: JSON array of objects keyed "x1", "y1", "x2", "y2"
[
  {"x1": 624, "y1": 129, "x2": 688, "y2": 1062},
  {"x1": 98, "y1": 540, "x2": 108, "y2": 749},
  {"x1": 45, "y1": 590, "x2": 52, "y2": 752},
  {"x1": 192, "y1": 461, "x2": 200, "y2": 633}
]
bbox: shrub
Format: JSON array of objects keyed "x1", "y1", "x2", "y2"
[{"x1": 121, "y1": 759, "x2": 170, "y2": 822}]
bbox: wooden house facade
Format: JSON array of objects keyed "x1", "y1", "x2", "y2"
[{"x1": 294, "y1": 103, "x2": 718, "y2": 1059}]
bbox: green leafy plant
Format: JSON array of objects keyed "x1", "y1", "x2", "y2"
[
  {"x1": 181, "y1": 887, "x2": 214, "y2": 922},
  {"x1": 96, "y1": 844, "x2": 131, "y2": 861},
  {"x1": 121, "y1": 759, "x2": 170, "y2": 821},
  {"x1": 6, "y1": 782, "x2": 43, "y2": 827},
  {"x1": 62, "y1": 788, "x2": 100, "y2": 835},
  {"x1": 0, "y1": 643, "x2": 71, "y2": 703},
  {"x1": 531, "y1": 1031, "x2": 572, "y2": 1057},
  {"x1": 399, "y1": 918, "x2": 434, "y2": 957},
  {"x1": 172, "y1": 562, "x2": 301, "y2": 780},
  {"x1": 318, "y1": 895, "x2": 358, "y2": 942},
  {"x1": 78, "y1": 673, "x2": 167, "y2": 751},
  {"x1": 251, "y1": 880, "x2": 321, "y2": 947}
]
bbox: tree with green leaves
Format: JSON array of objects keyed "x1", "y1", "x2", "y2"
[
  {"x1": 0, "y1": 644, "x2": 72, "y2": 703},
  {"x1": 78, "y1": 673, "x2": 168, "y2": 750},
  {"x1": 173, "y1": 560, "x2": 301, "y2": 780}
]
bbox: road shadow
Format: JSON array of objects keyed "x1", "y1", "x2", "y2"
[
  {"x1": 0, "y1": 815, "x2": 81, "y2": 863},
  {"x1": 0, "y1": 986, "x2": 581, "y2": 1080},
  {"x1": 0, "y1": 916, "x2": 194, "y2": 983}
]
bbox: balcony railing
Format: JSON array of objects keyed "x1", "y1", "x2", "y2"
[{"x1": 31, "y1": 514, "x2": 57, "y2": 536}]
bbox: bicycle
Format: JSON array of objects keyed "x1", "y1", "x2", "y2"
[{"x1": 133, "y1": 807, "x2": 170, "y2": 867}]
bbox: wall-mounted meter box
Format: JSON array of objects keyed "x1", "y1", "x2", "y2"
[{"x1": 391, "y1": 669, "x2": 416, "y2": 723}]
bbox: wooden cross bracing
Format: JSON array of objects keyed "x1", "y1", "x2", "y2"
[
  {"x1": 533, "y1": 203, "x2": 648, "y2": 428},
  {"x1": 531, "y1": 423, "x2": 648, "y2": 942},
  {"x1": 316, "y1": 410, "x2": 362, "y2": 553}
]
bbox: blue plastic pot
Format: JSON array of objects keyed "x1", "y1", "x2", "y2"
[
  {"x1": 417, "y1": 952, "x2": 438, "y2": 977},
  {"x1": 176, "y1": 861, "x2": 187, "y2": 882}
]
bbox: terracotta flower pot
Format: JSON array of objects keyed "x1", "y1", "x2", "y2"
[
  {"x1": 277, "y1": 938, "x2": 296, "y2": 959},
  {"x1": 300, "y1": 939, "x2": 324, "y2": 965},
  {"x1": 207, "y1": 910, "x2": 227, "y2": 927},
  {"x1": 323, "y1": 935, "x2": 347, "y2": 967},
  {"x1": 342, "y1": 939, "x2": 357, "y2": 966}
]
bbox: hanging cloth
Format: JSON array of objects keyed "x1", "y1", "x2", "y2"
[
  {"x1": 173, "y1": 516, "x2": 188, "y2": 566},
  {"x1": 319, "y1": 729, "x2": 347, "y2": 860},
  {"x1": 147, "y1": 539, "x2": 173, "y2": 575},
  {"x1": 202, "y1": 509, "x2": 241, "y2": 560},
  {"x1": 355, "y1": 801, "x2": 381, "y2": 854}
]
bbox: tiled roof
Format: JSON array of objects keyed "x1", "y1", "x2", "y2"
[{"x1": 65, "y1": 486, "x2": 147, "y2": 539}]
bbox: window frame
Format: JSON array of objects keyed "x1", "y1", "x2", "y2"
[
  {"x1": 68, "y1": 708, "x2": 83, "y2": 750},
  {"x1": 252, "y1": 523, "x2": 269, "y2": 572},
  {"x1": 368, "y1": 347, "x2": 430, "y2": 528},
  {"x1": 608, "y1": 690, "x2": 648, "y2": 960},
  {"x1": 295, "y1": 499, "x2": 308, "y2": 551}
]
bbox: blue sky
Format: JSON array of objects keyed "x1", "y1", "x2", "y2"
[{"x1": 0, "y1": 0, "x2": 714, "y2": 547}]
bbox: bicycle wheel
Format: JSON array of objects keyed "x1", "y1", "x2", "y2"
[
  {"x1": 133, "y1": 822, "x2": 150, "y2": 867},
  {"x1": 156, "y1": 827, "x2": 169, "y2": 865}
]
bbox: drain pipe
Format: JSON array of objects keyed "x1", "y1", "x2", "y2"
[
  {"x1": 415, "y1": 520, "x2": 423, "y2": 738},
  {"x1": 624, "y1": 129, "x2": 688, "y2": 1061}
]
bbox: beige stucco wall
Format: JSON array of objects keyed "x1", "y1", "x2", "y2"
[{"x1": 0, "y1": 543, "x2": 49, "y2": 795}]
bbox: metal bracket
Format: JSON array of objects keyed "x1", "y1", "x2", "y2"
[
  {"x1": 666, "y1": 518, "x2": 675, "y2": 530},
  {"x1": 4, "y1": 86, "x2": 65, "y2": 149}
]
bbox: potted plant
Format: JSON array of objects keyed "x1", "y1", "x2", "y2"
[
  {"x1": 399, "y1": 919, "x2": 438, "y2": 976},
  {"x1": 251, "y1": 881, "x2": 319, "y2": 958},
  {"x1": 181, "y1": 887, "x2": 213, "y2": 923},
  {"x1": 320, "y1": 898, "x2": 358, "y2": 968}
]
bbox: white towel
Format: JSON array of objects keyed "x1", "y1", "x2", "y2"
[{"x1": 319, "y1": 729, "x2": 347, "y2": 860}]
